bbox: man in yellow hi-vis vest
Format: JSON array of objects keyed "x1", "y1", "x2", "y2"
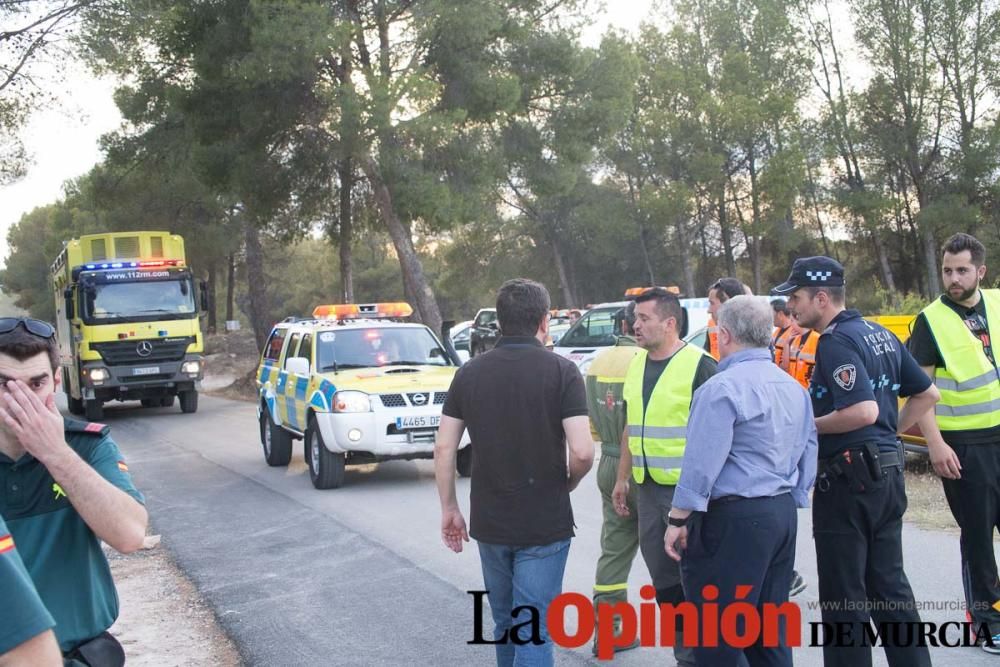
[
  {"x1": 908, "y1": 233, "x2": 1000, "y2": 651},
  {"x1": 611, "y1": 288, "x2": 715, "y2": 666}
]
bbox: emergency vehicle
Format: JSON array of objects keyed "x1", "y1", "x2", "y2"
[
  {"x1": 50, "y1": 232, "x2": 206, "y2": 420},
  {"x1": 255, "y1": 302, "x2": 471, "y2": 489},
  {"x1": 553, "y1": 288, "x2": 710, "y2": 374}
]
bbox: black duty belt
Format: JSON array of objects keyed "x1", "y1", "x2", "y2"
[{"x1": 817, "y1": 442, "x2": 903, "y2": 494}]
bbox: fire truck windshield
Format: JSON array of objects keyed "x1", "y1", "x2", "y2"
[{"x1": 83, "y1": 278, "x2": 197, "y2": 323}]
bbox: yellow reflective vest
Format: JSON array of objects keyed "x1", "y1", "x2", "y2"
[
  {"x1": 921, "y1": 289, "x2": 1000, "y2": 431},
  {"x1": 622, "y1": 343, "x2": 706, "y2": 485}
]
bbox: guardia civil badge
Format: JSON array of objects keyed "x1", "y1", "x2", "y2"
[{"x1": 833, "y1": 364, "x2": 857, "y2": 391}]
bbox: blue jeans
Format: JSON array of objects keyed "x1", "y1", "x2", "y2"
[{"x1": 477, "y1": 538, "x2": 572, "y2": 667}]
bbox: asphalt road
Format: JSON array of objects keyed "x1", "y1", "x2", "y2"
[{"x1": 81, "y1": 393, "x2": 999, "y2": 666}]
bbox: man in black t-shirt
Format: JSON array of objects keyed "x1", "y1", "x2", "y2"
[
  {"x1": 908, "y1": 233, "x2": 1000, "y2": 649},
  {"x1": 773, "y1": 257, "x2": 939, "y2": 667},
  {"x1": 435, "y1": 279, "x2": 594, "y2": 666}
]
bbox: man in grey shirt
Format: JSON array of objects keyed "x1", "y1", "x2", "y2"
[{"x1": 665, "y1": 296, "x2": 817, "y2": 667}]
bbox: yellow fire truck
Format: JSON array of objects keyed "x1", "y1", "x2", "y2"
[{"x1": 50, "y1": 231, "x2": 206, "y2": 420}]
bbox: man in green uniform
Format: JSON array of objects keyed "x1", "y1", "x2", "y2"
[
  {"x1": 585, "y1": 302, "x2": 642, "y2": 656},
  {"x1": 0, "y1": 510, "x2": 60, "y2": 666},
  {"x1": 0, "y1": 318, "x2": 148, "y2": 665}
]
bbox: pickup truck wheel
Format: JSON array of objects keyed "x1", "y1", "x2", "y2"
[
  {"x1": 84, "y1": 399, "x2": 103, "y2": 422},
  {"x1": 160, "y1": 396, "x2": 175, "y2": 408},
  {"x1": 306, "y1": 421, "x2": 345, "y2": 489},
  {"x1": 179, "y1": 390, "x2": 198, "y2": 413},
  {"x1": 261, "y1": 409, "x2": 292, "y2": 466},
  {"x1": 457, "y1": 445, "x2": 472, "y2": 477},
  {"x1": 141, "y1": 399, "x2": 156, "y2": 408}
]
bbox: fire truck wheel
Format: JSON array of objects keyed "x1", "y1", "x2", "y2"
[
  {"x1": 179, "y1": 390, "x2": 198, "y2": 414},
  {"x1": 84, "y1": 399, "x2": 103, "y2": 422}
]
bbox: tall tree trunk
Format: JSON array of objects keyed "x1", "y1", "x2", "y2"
[
  {"x1": 206, "y1": 264, "x2": 217, "y2": 334},
  {"x1": 243, "y1": 222, "x2": 270, "y2": 352},
  {"x1": 361, "y1": 155, "x2": 443, "y2": 335},
  {"x1": 915, "y1": 186, "x2": 941, "y2": 296},
  {"x1": 676, "y1": 217, "x2": 696, "y2": 298},
  {"x1": 637, "y1": 220, "x2": 655, "y2": 286},
  {"x1": 226, "y1": 253, "x2": 235, "y2": 323},
  {"x1": 869, "y1": 222, "x2": 897, "y2": 294},
  {"x1": 338, "y1": 159, "x2": 355, "y2": 303},
  {"x1": 747, "y1": 151, "x2": 763, "y2": 294},
  {"x1": 716, "y1": 185, "x2": 736, "y2": 276}
]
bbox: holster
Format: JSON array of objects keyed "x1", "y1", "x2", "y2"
[
  {"x1": 64, "y1": 631, "x2": 125, "y2": 667},
  {"x1": 819, "y1": 443, "x2": 887, "y2": 494}
]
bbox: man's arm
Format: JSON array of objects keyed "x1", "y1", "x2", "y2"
[
  {"x1": 0, "y1": 630, "x2": 61, "y2": 667},
  {"x1": 0, "y1": 381, "x2": 146, "y2": 553},
  {"x1": 913, "y1": 365, "x2": 961, "y2": 479},
  {"x1": 814, "y1": 400, "x2": 879, "y2": 434},
  {"x1": 564, "y1": 415, "x2": 594, "y2": 491},
  {"x1": 897, "y1": 383, "x2": 940, "y2": 435},
  {"x1": 434, "y1": 415, "x2": 469, "y2": 552},
  {"x1": 612, "y1": 424, "x2": 632, "y2": 516},
  {"x1": 672, "y1": 382, "x2": 736, "y2": 513},
  {"x1": 794, "y1": 393, "x2": 818, "y2": 507}
]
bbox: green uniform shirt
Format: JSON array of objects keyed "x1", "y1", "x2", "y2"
[
  {"x1": 0, "y1": 511, "x2": 55, "y2": 654},
  {"x1": 585, "y1": 338, "x2": 641, "y2": 457},
  {"x1": 0, "y1": 418, "x2": 144, "y2": 652}
]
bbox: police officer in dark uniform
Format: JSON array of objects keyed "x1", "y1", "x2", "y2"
[{"x1": 772, "y1": 258, "x2": 940, "y2": 667}]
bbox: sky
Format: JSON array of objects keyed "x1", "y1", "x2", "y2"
[{"x1": 0, "y1": 0, "x2": 860, "y2": 266}]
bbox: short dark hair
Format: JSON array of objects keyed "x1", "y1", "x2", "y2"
[
  {"x1": 495, "y1": 279, "x2": 551, "y2": 337},
  {"x1": 771, "y1": 299, "x2": 789, "y2": 315},
  {"x1": 710, "y1": 277, "x2": 744, "y2": 302},
  {"x1": 803, "y1": 285, "x2": 846, "y2": 305},
  {"x1": 634, "y1": 288, "x2": 683, "y2": 326},
  {"x1": 942, "y1": 233, "x2": 986, "y2": 266},
  {"x1": 0, "y1": 325, "x2": 59, "y2": 372}
]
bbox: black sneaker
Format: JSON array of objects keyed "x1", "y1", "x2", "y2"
[
  {"x1": 982, "y1": 632, "x2": 1000, "y2": 654},
  {"x1": 789, "y1": 571, "x2": 807, "y2": 597}
]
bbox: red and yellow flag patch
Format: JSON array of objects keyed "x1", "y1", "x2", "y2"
[
  {"x1": 85, "y1": 422, "x2": 107, "y2": 433},
  {"x1": 117, "y1": 461, "x2": 129, "y2": 472},
  {"x1": 0, "y1": 534, "x2": 14, "y2": 555}
]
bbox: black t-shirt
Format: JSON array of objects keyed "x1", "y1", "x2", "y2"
[
  {"x1": 441, "y1": 336, "x2": 589, "y2": 546},
  {"x1": 641, "y1": 351, "x2": 717, "y2": 409},
  {"x1": 811, "y1": 309, "x2": 931, "y2": 457},
  {"x1": 908, "y1": 294, "x2": 1000, "y2": 444}
]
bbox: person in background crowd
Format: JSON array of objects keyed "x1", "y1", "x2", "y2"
[
  {"x1": 706, "y1": 278, "x2": 746, "y2": 361},
  {"x1": 585, "y1": 301, "x2": 642, "y2": 656}
]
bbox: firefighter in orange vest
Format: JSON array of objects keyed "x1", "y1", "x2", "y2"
[
  {"x1": 788, "y1": 328, "x2": 819, "y2": 390},
  {"x1": 771, "y1": 299, "x2": 802, "y2": 371},
  {"x1": 706, "y1": 278, "x2": 747, "y2": 360}
]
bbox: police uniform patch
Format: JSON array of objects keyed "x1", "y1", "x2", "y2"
[{"x1": 834, "y1": 364, "x2": 857, "y2": 391}]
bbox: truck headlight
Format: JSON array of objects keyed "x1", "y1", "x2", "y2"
[
  {"x1": 181, "y1": 360, "x2": 201, "y2": 375},
  {"x1": 88, "y1": 368, "x2": 109, "y2": 384},
  {"x1": 332, "y1": 391, "x2": 371, "y2": 413}
]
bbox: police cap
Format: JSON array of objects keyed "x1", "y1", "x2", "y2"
[{"x1": 771, "y1": 256, "x2": 845, "y2": 295}]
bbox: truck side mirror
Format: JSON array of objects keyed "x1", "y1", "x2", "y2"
[
  {"x1": 63, "y1": 288, "x2": 75, "y2": 320},
  {"x1": 199, "y1": 281, "x2": 209, "y2": 313}
]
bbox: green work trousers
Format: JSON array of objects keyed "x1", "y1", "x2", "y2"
[{"x1": 593, "y1": 449, "x2": 640, "y2": 610}]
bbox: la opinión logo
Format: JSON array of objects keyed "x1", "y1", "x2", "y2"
[{"x1": 466, "y1": 587, "x2": 996, "y2": 660}]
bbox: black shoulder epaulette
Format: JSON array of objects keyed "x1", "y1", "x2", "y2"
[{"x1": 63, "y1": 417, "x2": 111, "y2": 437}]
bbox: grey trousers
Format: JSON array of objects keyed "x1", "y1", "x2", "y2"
[{"x1": 637, "y1": 479, "x2": 696, "y2": 667}]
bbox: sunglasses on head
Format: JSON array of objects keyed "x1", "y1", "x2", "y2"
[{"x1": 0, "y1": 317, "x2": 56, "y2": 339}]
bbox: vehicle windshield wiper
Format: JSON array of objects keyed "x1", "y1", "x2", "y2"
[
  {"x1": 383, "y1": 360, "x2": 432, "y2": 366},
  {"x1": 318, "y1": 363, "x2": 368, "y2": 372},
  {"x1": 132, "y1": 309, "x2": 177, "y2": 314}
]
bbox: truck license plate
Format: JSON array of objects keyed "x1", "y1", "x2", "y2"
[
  {"x1": 132, "y1": 366, "x2": 161, "y2": 376},
  {"x1": 396, "y1": 415, "x2": 440, "y2": 429}
]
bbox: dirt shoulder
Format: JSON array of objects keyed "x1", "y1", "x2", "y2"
[
  {"x1": 202, "y1": 331, "x2": 259, "y2": 402},
  {"x1": 108, "y1": 542, "x2": 241, "y2": 666}
]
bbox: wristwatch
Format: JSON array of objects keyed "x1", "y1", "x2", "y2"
[{"x1": 667, "y1": 514, "x2": 688, "y2": 527}]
